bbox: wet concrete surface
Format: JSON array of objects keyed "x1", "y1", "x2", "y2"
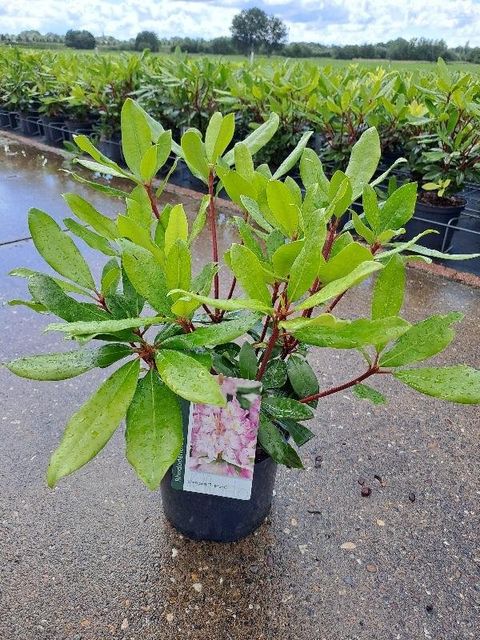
[{"x1": 1, "y1": 138, "x2": 480, "y2": 639}]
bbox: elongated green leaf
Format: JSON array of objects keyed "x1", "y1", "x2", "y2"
[
  {"x1": 189, "y1": 196, "x2": 208, "y2": 246},
  {"x1": 205, "y1": 112, "x2": 235, "y2": 163},
  {"x1": 64, "y1": 218, "x2": 116, "y2": 256},
  {"x1": 139, "y1": 131, "x2": 172, "y2": 182},
  {"x1": 117, "y1": 215, "x2": 164, "y2": 265},
  {"x1": 181, "y1": 130, "x2": 209, "y2": 183},
  {"x1": 272, "y1": 131, "x2": 313, "y2": 180},
  {"x1": 63, "y1": 193, "x2": 118, "y2": 240},
  {"x1": 372, "y1": 255, "x2": 405, "y2": 320},
  {"x1": 28, "y1": 274, "x2": 108, "y2": 323},
  {"x1": 120, "y1": 241, "x2": 171, "y2": 315},
  {"x1": 74, "y1": 158, "x2": 132, "y2": 180},
  {"x1": 286, "y1": 355, "x2": 319, "y2": 399},
  {"x1": 66, "y1": 171, "x2": 128, "y2": 198},
  {"x1": 101, "y1": 259, "x2": 121, "y2": 296},
  {"x1": 155, "y1": 349, "x2": 225, "y2": 406},
  {"x1": 362, "y1": 185, "x2": 380, "y2": 232},
  {"x1": 288, "y1": 217, "x2": 326, "y2": 301},
  {"x1": 162, "y1": 313, "x2": 259, "y2": 350},
  {"x1": 266, "y1": 180, "x2": 299, "y2": 237},
  {"x1": 6, "y1": 344, "x2": 131, "y2": 381},
  {"x1": 296, "y1": 261, "x2": 383, "y2": 311},
  {"x1": 126, "y1": 370, "x2": 183, "y2": 490},
  {"x1": 352, "y1": 384, "x2": 386, "y2": 405},
  {"x1": 272, "y1": 240, "x2": 303, "y2": 278},
  {"x1": 164, "y1": 204, "x2": 188, "y2": 256},
  {"x1": 229, "y1": 244, "x2": 271, "y2": 305},
  {"x1": 121, "y1": 98, "x2": 153, "y2": 177},
  {"x1": 378, "y1": 183, "x2": 417, "y2": 232},
  {"x1": 299, "y1": 148, "x2": 329, "y2": 193},
  {"x1": 47, "y1": 315, "x2": 168, "y2": 336},
  {"x1": 239, "y1": 342, "x2": 258, "y2": 379},
  {"x1": 240, "y1": 195, "x2": 273, "y2": 232},
  {"x1": 169, "y1": 289, "x2": 273, "y2": 315},
  {"x1": 283, "y1": 314, "x2": 410, "y2": 349},
  {"x1": 28, "y1": 209, "x2": 95, "y2": 290},
  {"x1": 47, "y1": 360, "x2": 140, "y2": 487},
  {"x1": 223, "y1": 113, "x2": 280, "y2": 166},
  {"x1": 379, "y1": 312, "x2": 463, "y2": 367},
  {"x1": 318, "y1": 242, "x2": 372, "y2": 284},
  {"x1": 394, "y1": 366, "x2": 480, "y2": 404},
  {"x1": 262, "y1": 396, "x2": 314, "y2": 421},
  {"x1": 8, "y1": 299, "x2": 47, "y2": 313},
  {"x1": 377, "y1": 230, "x2": 437, "y2": 260},
  {"x1": 403, "y1": 244, "x2": 480, "y2": 261},
  {"x1": 73, "y1": 134, "x2": 129, "y2": 177},
  {"x1": 10, "y1": 267, "x2": 89, "y2": 296},
  {"x1": 234, "y1": 143, "x2": 254, "y2": 181},
  {"x1": 262, "y1": 359, "x2": 288, "y2": 389},
  {"x1": 258, "y1": 416, "x2": 303, "y2": 468},
  {"x1": 345, "y1": 127, "x2": 381, "y2": 199}
]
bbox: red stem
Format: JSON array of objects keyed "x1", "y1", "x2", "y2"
[
  {"x1": 256, "y1": 322, "x2": 280, "y2": 381},
  {"x1": 208, "y1": 171, "x2": 220, "y2": 300},
  {"x1": 145, "y1": 183, "x2": 160, "y2": 219},
  {"x1": 299, "y1": 366, "x2": 379, "y2": 404}
]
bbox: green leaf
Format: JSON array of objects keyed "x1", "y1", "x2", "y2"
[
  {"x1": 258, "y1": 416, "x2": 303, "y2": 468},
  {"x1": 101, "y1": 260, "x2": 121, "y2": 296},
  {"x1": 352, "y1": 384, "x2": 386, "y2": 405},
  {"x1": 126, "y1": 185, "x2": 154, "y2": 228},
  {"x1": 7, "y1": 299, "x2": 47, "y2": 313},
  {"x1": 74, "y1": 158, "x2": 132, "y2": 180},
  {"x1": 286, "y1": 355, "x2": 319, "y2": 399},
  {"x1": 125, "y1": 370, "x2": 183, "y2": 490},
  {"x1": 28, "y1": 208, "x2": 95, "y2": 290},
  {"x1": 223, "y1": 113, "x2": 280, "y2": 166},
  {"x1": 155, "y1": 349, "x2": 225, "y2": 406},
  {"x1": 169, "y1": 290, "x2": 273, "y2": 315},
  {"x1": 64, "y1": 218, "x2": 116, "y2": 256},
  {"x1": 117, "y1": 215, "x2": 164, "y2": 265},
  {"x1": 372, "y1": 255, "x2": 405, "y2": 320},
  {"x1": 166, "y1": 240, "x2": 192, "y2": 316},
  {"x1": 283, "y1": 315, "x2": 410, "y2": 349},
  {"x1": 206, "y1": 112, "x2": 235, "y2": 163},
  {"x1": 47, "y1": 315, "x2": 168, "y2": 336},
  {"x1": 377, "y1": 230, "x2": 438, "y2": 260},
  {"x1": 139, "y1": 131, "x2": 172, "y2": 182},
  {"x1": 240, "y1": 195, "x2": 273, "y2": 232},
  {"x1": 394, "y1": 365, "x2": 480, "y2": 404},
  {"x1": 402, "y1": 244, "x2": 480, "y2": 261},
  {"x1": 272, "y1": 131, "x2": 313, "y2": 180},
  {"x1": 121, "y1": 241, "x2": 171, "y2": 315},
  {"x1": 162, "y1": 313, "x2": 259, "y2": 350},
  {"x1": 164, "y1": 204, "x2": 188, "y2": 256},
  {"x1": 189, "y1": 196, "x2": 209, "y2": 246},
  {"x1": 234, "y1": 143, "x2": 254, "y2": 181},
  {"x1": 299, "y1": 148, "x2": 329, "y2": 193},
  {"x1": 276, "y1": 418, "x2": 315, "y2": 446},
  {"x1": 272, "y1": 240, "x2": 304, "y2": 278},
  {"x1": 217, "y1": 167, "x2": 256, "y2": 204},
  {"x1": 296, "y1": 261, "x2": 383, "y2": 311},
  {"x1": 345, "y1": 127, "x2": 381, "y2": 200},
  {"x1": 10, "y1": 267, "x2": 89, "y2": 297},
  {"x1": 239, "y1": 342, "x2": 258, "y2": 379},
  {"x1": 378, "y1": 183, "x2": 417, "y2": 232},
  {"x1": 229, "y1": 244, "x2": 272, "y2": 306},
  {"x1": 266, "y1": 180, "x2": 299, "y2": 237},
  {"x1": 379, "y1": 312, "x2": 463, "y2": 367},
  {"x1": 317, "y1": 242, "x2": 372, "y2": 284},
  {"x1": 66, "y1": 171, "x2": 128, "y2": 199},
  {"x1": 181, "y1": 130, "x2": 209, "y2": 183},
  {"x1": 28, "y1": 274, "x2": 108, "y2": 323},
  {"x1": 262, "y1": 359, "x2": 288, "y2": 389},
  {"x1": 6, "y1": 344, "x2": 131, "y2": 381},
  {"x1": 121, "y1": 98, "x2": 153, "y2": 177},
  {"x1": 351, "y1": 212, "x2": 375, "y2": 244},
  {"x1": 262, "y1": 396, "x2": 314, "y2": 421},
  {"x1": 47, "y1": 360, "x2": 140, "y2": 487},
  {"x1": 73, "y1": 134, "x2": 129, "y2": 177},
  {"x1": 63, "y1": 193, "x2": 118, "y2": 240},
  {"x1": 288, "y1": 218, "x2": 326, "y2": 301}
]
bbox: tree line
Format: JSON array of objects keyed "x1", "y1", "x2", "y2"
[{"x1": 1, "y1": 7, "x2": 479, "y2": 63}]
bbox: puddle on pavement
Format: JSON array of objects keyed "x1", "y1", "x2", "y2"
[{"x1": 0, "y1": 136, "x2": 237, "y2": 278}]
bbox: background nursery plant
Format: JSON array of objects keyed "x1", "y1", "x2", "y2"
[{"x1": 5, "y1": 98, "x2": 480, "y2": 496}]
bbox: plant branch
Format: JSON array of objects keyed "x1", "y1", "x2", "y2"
[
  {"x1": 298, "y1": 365, "x2": 380, "y2": 404},
  {"x1": 145, "y1": 183, "x2": 160, "y2": 219},
  {"x1": 208, "y1": 170, "x2": 220, "y2": 301}
]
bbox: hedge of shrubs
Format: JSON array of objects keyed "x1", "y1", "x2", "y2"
[{"x1": 1, "y1": 47, "x2": 480, "y2": 205}]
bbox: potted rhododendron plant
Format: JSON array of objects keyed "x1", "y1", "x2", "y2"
[{"x1": 6, "y1": 99, "x2": 480, "y2": 542}]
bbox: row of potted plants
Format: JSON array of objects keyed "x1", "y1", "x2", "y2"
[
  {"x1": 1, "y1": 49, "x2": 479, "y2": 250},
  {"x1": 5, "y1": 100, "x2": 480, "y2": 541}
]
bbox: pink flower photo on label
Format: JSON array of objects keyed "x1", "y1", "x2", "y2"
[{"x1": 187, "y1": 377, "x2": 262, "y2": 479}]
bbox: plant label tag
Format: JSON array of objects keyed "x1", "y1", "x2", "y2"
[{"x1": 170, "y1": 376, "x2": 262, "y2": 500}]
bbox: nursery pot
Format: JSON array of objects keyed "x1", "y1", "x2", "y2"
[
  {"x1": 98, "y1": 137, "x2": 123, "y2": 164},
  {"x1": 161, "y1": 453, "x2": 278, "y2": 543},
  {"x1": 405, "y1": 198, "x2": 465, "y2": 252},
  {"x1": 17, "y1": 111, "x2": 41, "y2": 136},
  {"x1": 40, "y1": 116, "x2": 65, "y2": 146},
  {"x1": 0, "y1": 110, "x2": 11, "y2": 128}
]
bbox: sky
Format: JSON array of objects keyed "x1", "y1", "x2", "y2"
[{"x1": 1, "y1": 0, "x2": 480, "y2": 46}]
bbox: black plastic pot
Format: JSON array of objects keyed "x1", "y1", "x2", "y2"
[
  {"x1": 169, "y1": 159, "x2": 207, "y2": 193},
  {"x1": 98, "y1": 137, "x2": 123, "y2": 164},
  {"x1": 17, "y1": 111, "x2": 41, "y2": 136},
  {"x1": 161, "y1": 454, "x2": 277, "y2": 542},
  {"x1": 0, "y1": 110, "x2": 12, "y2": 128},
  {"x1": 62, "y1": 119, "x2": 95, "y2": 142},
  {"x1": 405, "y1": 199, "x2": 465, "y2": 252},
  {"x1": 40, "y1": 117, "x2": 65, "y2": 146}
]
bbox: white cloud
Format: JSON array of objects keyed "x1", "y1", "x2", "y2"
[{"x1": 1, "y1": 0, "x2": 480, "y2": 46}]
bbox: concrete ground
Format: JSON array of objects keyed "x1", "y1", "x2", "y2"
[{"x1": 1, "y1": 136, "x2": 479, "y2": 640}]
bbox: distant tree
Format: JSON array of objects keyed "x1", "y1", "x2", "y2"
[
  {"x1": 135, "y1": 30, "x2": 159, "y2": 52},
  {"x1": 210, "y1": 36, "x2": 236, "y2": 55},
  {"x1": 65, "y1": 29, "x2": 96, "y2": 50},
  {"x1": 231, "y1": 8, "x2": 278, "y2": 57},
  {"x1": 264, "y1": 15, "x2": 288, "y2": 55}
]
